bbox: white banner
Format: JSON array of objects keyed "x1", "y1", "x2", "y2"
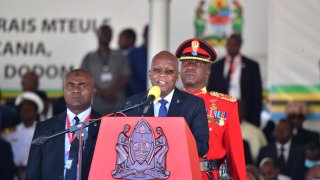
[
  {"x1": 1, "y1": 0, "x2": 268, "y2": 97},
  {"x1": 0, "y1": 0, "x2": 148, "y2": 94},
  {"x1": 267, "y1": 0, "x2": 320, "y2": 87}
]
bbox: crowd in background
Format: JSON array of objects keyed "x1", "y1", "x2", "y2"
[{"x1": 0, "y1": 25, "x2": 320, "y2": 180}]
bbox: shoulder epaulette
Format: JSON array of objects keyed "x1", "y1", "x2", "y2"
[{"x1": 209, "y1": 91, "x2": 237, "y2": 102}]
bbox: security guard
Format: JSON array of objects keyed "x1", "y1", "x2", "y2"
[{"x1": 176, "y1": 38, "x2": 246, "y2": 180}]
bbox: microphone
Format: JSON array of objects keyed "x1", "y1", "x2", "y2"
[{"x1": 142, "y1": 86, "x2": 161, "y2": 115}]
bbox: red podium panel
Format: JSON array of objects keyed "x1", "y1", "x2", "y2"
[{"x1": 89, "y1": 117, "x2": 201, "y2": 180}]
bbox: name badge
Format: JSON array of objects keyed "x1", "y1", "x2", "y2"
[
  {"x1": 100, "y1": 72, "x2": 113, "y2": 82},
  {"x1": 65, "y1": 159, "x2": 73, "y2": 169}
]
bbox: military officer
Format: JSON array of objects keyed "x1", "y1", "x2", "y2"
[{"x1": 176, "y1": 38, "x2": 246, "y2": 180}]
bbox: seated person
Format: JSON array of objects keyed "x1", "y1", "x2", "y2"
[{"x1": 2, "y1": 92, "x2": 43, "y2": 180}]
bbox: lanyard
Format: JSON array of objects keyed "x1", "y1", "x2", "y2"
[
  {"x1": 228, "y1": 56, "x2": 241, "y2": 78},
  {"x1": 98, "y1": 51, "x2": 111, "y2": 72},
  {"x1": 66, "y1": 114, "x2": 91, "y2": 153}
]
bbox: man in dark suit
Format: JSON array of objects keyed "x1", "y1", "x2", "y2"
[
  {"x1": 257, "y1": 119, "x2": 305, "y2": 178},
  {"x1": 285, "y1": 101, "x2": 319, "y2": 145},
  {"x1": 0, "y1": 137, "x2": 15, "y2": 180},
  {"x1": 207, "y1": 34, "x2": 262, "y2": 127},
  {"x1": 25, "y1": 69, "x2": 101, "y2": 180},
  {"x1": 123, "y1": 51, "x2": 209, "y2": 157}
]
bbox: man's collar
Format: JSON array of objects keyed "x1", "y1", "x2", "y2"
[
  {"x1": 276, "y1": 139, "x2": 292, "y2": 149},
  {"x1": 227, "y1": 54, "x2": 241, "y2": 60},
  {"x1": 67, "y1": 107, "x2": 92, "y2": 123},
  {"x1": 155, "y1": 89, "x2": 175, "y2": 104}
]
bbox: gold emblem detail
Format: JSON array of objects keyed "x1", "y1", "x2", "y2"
[
  {"x1": 210, "y1": 103, "x2": 217, "y2": 110},
  {"x1": 209, "y1": 99, "x2": 217, "y2": 110},
  {"x1": 214, "y1": 118, "x2": 226, "y2": 126},
  {"x1": 191, "y1": 40, "x2": 199, "y2": 52},
  {"x1": 209, "y1": 91, "x2": 237, "y2": 102},
  {"x1": 218, "y1": 118, "x2": 225, "y2": 126}
]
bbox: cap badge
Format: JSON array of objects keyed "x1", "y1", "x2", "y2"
[{"x1": 191, "y1": 40, "x2": 199, "y2": 56}]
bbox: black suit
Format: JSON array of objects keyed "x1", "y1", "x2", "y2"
[
  {"x1": 207, "y1": 56, "x2": 262, "y2": 127},
  {"x1": 0, "y1": 138, "x2": 15, "y2": 180},
  {"x1": 25, "y1": 110, "x2": 101, "y2": 180},
  {"x1": 0, "y1": 104, "x2": 20, "y2": 130},
  {"x1": 257, "y1": 141, "x2": 305, "y2": 178},
  {"x1": 293, "y1": 128, "x2": 320, "y2": 145},
  {"x1": 243, "y1": 140, "x2": 253, "y2": 165},
  {"x1": 123, "y1": 88, "x2": 209, "y2": 157}
]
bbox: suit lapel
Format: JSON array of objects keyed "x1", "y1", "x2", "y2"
[
  {"x1": 221, "y1": 58, "x2": 230, "y2": 92},
  {"x1": 240, "y1": 57, "x2": 246, "y2": 94},
  {"x1": 54, "y1": 112, "x2": 67, "y2": 175},
  {"x1": 140, "y1": 93, "x2": 154, "y2": 116},
  {"x1": 82, "y1": 110, "x2": 101, "y2": 166},
  {"x1": 286, "y1": 142, "x2": 296, "y2": 166},
  {"x1": 146, "y1": 104, "x2": 154, "y2": 116},
  {"x1": 167, "y1": 88, "x2": 182, "y2": 116}
]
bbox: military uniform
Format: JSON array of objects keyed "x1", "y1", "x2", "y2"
[
  {"x1": 176, "y1": 38, "x2": 246, "y2": 180},
  {"x1": 184, "y1": 88, "x2": 245, "y2": 179}
]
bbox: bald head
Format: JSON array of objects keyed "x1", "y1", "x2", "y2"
[
  {"x1": 152, "y1": 51, "x2": 178, "y2": 69},
  {"x1": 149, "y1": 51, "x2": 179, "y2": 98},
  {"x1": 259, "y1": 158, "x2": 279, "y2": 180},
  {"x1": 305, "y1": 165, "x2": 320, "y2": 180}
]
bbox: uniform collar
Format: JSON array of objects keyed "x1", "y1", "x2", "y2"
[{"x1": 184, "y1": 87, "x2": 207, "y2": 96}]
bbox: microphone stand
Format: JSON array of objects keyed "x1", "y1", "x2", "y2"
[
  {"x1": 77, "y1": 123, "x2": 85, "y2": 180},
  {"x1": 31, "y1": 101, "x2": 145, "y2": 146},
  {"x1": 32, "y1": 120, "x2": 97, "y2": 180},
  {"x1": 31, "y1": 101, "x2": 146, "y2": 180},
  {"x1": 112, "y1": 101, "x2": 145, "y2": 115},
  {"x1": 31, "y1": 121, "x2": 95, "y2": 146}
]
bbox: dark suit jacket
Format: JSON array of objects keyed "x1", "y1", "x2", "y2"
[
  {"x1": 25, "y1": 109, "x2": 101, "y2": 180},
  {"x1": 0, "y1": 104, "x2": 20, "y2": 130},
  {"x1": 293, "y1": 128, "x2": 320, "y2": 145},
  {"x1": 207, "y1": 56, "x2": 262, "y2": 127},
  {"x1": 0, "y1": 138, "x2": 15, "y2": 180},
  {"x1": 257, "y1": 141, "x2": 305, "y2": 178},
  {"x1": 123, "y1": 88, "x2": 209, "y2": 157},
  {"x1": 243, "y1": 140, "x2": 253, "y2": 165}
]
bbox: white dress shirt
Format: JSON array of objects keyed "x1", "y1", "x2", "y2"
[
  {"x1": 153, "y1": 89, "x2": 174, "y2": 117},
  {"x1": 276, "y1": 140, "x2": 292, "y2": 162},
  {"x1": 223, "y1": 54, "x2": 242, "y2": 99},
  {"x1": 64, "y1": 107, "x2": 92, "y2": 177},
  {"x1": 3, "y1": 121, "x2": 36, "y2": 166}
]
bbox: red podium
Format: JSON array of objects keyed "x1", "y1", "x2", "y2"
[{"x1": 89, "y1": 117, "x2": 201, "y2": 180}]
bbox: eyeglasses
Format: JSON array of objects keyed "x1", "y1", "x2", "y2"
[{"x1": 151, "y1": 68, "x2": 175, "y2": 75}]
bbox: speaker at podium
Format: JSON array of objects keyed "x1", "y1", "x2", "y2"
[{"x1": 89, "y1": 117, "x2": 201, "y2": 180}]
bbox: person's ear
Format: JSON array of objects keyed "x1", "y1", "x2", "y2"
[
  {"x1": 205, "y1": 64, "x2": 211, "y2": 79},
  {"x1": 148, "y1": 70, "x2": 152, "y2": 79},
  {"x1": 176, "y1": 72, "x2": 180, "y2": 82}
]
